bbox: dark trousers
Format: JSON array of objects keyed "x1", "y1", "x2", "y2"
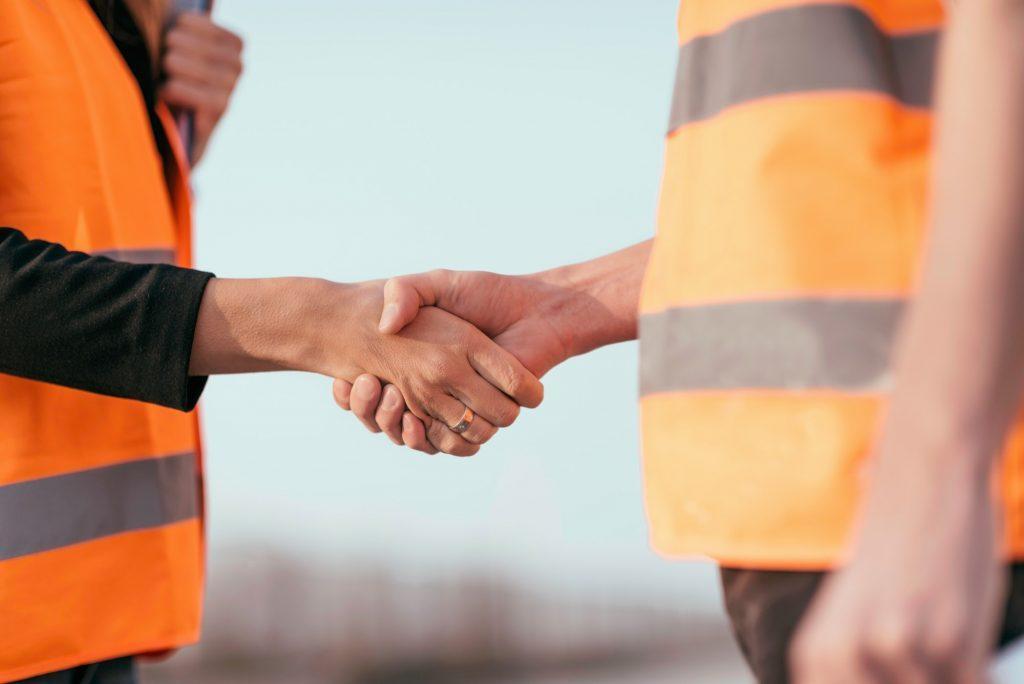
[
  {"x1": 721, "y1": 564, "x2": 1024, "y2": 684},
  {"x1": 14, "y1": 657, "x2": 136, "y2": 684}
]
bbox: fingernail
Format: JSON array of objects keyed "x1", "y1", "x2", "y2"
[
  {"x1": 379, "y1": 303, "x2": 399, "y2": 332},
  {"x1": 383, "y1": 389, "x2": 402, "y2": 409},
  {"x1": 354, "y1": 377, "x2": 376, "y2": 400}
]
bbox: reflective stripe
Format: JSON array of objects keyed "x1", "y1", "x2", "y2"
[
  {"x1": 639, "y1": 299, "x2": 904, "y2": 394},
  {"x1": 0, "y1": 452, "x2": 198, "y2": 561},
  {"x1": 667, "y1": 4, "x2": 938, "y2": 133},
  {"x1": 93, "y1": 248, "x2": 176, "y2": 265}
]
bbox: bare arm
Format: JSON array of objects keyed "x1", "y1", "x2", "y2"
[
  {"x1": 879, "y1": 0, "x2": 1024, "y2": 492},
  {"x1": 190, "y1": 276, "x2": 544, "y2": 457},
  {"x1": 375, "y1": 239, "x2": 652, "y2": 369},
  {"x1": 793, "y1": 0, "x2": 1024, "y2": 679},
  {"x1": 525, "y1": 239, "x2": 651, "y2": 359}
]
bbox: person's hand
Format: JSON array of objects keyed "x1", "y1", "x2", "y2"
[
  {"x1": 160, "y1": 12, "x2": 244, "y2": 164},
  {"x1": 790, "y1": 466, "x2": 1004, "y2": 683},
  {"x1": 333, "y1": 269, "x2": 579, "y2": 452},
  {"x1": 320, "y1": 280, "x2": 544, "y2": 456}
]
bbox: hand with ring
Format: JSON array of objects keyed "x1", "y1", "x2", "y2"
[{"x1": 333, "y1": 269, "x2": 574, "y2": 454}]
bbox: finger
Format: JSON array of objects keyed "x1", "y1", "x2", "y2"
[
  {"x1": 421, "y1": 392, "x2": 474, "y2": 433},
  {"x1": 378, "y1": 269, "x2": 471, "y2": 333},
  {"x1": 457, "y1": 414, "x2": 498, "y2": 446},
  {"x1": 469, "y1": 341, "x2": 544, "y2": 409},
  {"x1": 379, "y1": 275, "x2": 437, "y2": 334},
  {"x1": 332, "y1": 378, "x2": 353, "y2": 410},
  {"x1": 174, "y1": 12, "x2": 242, "y2": 43},
  {"x1": 417, "y1": 393, "x2": 482, "y2": 456},
  {"x1": 794, "y1": 657, "x2": 873, "y2": 684},
  {"x1": 416, "y1": 389, "x2": 497, "y2": 446},
  {"x1": 165, "y1": 22, "x2": 244, "y2": 67},
  {"x1": 375, "y1": 384, "x2": 406, "y2": 446},
  {"x1": 349, "y1": 375, "x2": 384, "y2": 433},
  {"x1": 401, "y1": 413, "x2": 438, "y2": 454},
  {"x1": 791, "y1": 629, "x2": 871, "y2": 684},
  {"x1": 162, "y1": 50, "x2": 239, "y2": 90},
  {"x1": 424, "y1": 417, "x2": 479, "y2": 457},
  {"x1": 160, "y1": 79, "x2": 229, "y2": 117},
  {"x1": 437, "y1": 401, "x2": 498, "y2": 446},
  {"x1": 447, "y1": 371, "x2": 520, "y2": 429}
]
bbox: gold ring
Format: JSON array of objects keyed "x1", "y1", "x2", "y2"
[{"x1": 451, "y1": 407, "x2": 474, "y2": 434}]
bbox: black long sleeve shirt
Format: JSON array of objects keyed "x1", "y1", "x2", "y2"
[
  {"x1": 0, "y1": 3, "x2": 215, "y2": 411},
  {"x1": 0, "y1": 228, "x2": 214, "y2": 411}
]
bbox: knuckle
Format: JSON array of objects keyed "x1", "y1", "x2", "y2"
[
  {"x1": 428, "y1": 422, "x2": 476, "y2": 457},
  {"x1": 922, "y1": 626, "x2": 966, "y2": 663},
  {"x1": 165, "y1": 31, "x2": 184, "y2": 49},
  {"x1": 373, "y1": 404, "x2": 394, "y2": 427},
  {"x1": 428, "y1": 354, "x2": 459, "y2": 382},
  {"x1": 454, "y1": 442, "x2": 480, "y2": 458},
  {"x1": 466, "y1": 424, "x2": 497, "y2": 446},
  {"x1": 216, "y1": 26, "x2": 242, "y2": 46},
  {"x1": 422, "y1": 394, "x2": 445, "y2": 419},
  {"x1": 161, "y1": 80, "x2": 183, "y2": 97},
  {"x1": 426, "y1": 422, "x2": 454, "y2": 450},
  {"x1": 402, "y1": 421, "x2": 424, "y2": 447},
  {"x1": 503, "y1": 373, "x2": 525, "y2": 400},
  {"x1": 868, "y1": 617, "x2": 915, "y2": 661},
  {"x1": 492, "y1": 402, "x2": 519, "y2": 428},
  {"x1": 799, "y1": 630, "x2": 859, "y2": 670}
]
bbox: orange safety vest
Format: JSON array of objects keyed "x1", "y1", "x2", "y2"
[
  {"x1": 639, "y1": 0, "x2": 1024, "y2": 568},
  {"x1": 0, "y1": 2, "x2": 204, "y2": 680}
]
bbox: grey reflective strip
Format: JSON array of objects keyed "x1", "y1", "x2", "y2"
[
  {"x1": 639, "y1": 299, "x2": 905, "y2": 395},
  {"x1": 93, "y1": 248, "x2": 176, "y2": 265},
  {"x1": 667, "y1": 4, "x2": 938, "y2": 133},
  {"x1": 0, "y1": 452, "x2": 198, "y2": 561}
]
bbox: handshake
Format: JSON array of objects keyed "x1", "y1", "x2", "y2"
[
  {"x1": 190, "y1": 256, "x2": 642, "y2": 455},
  {"x1": 328, "y1": 269, "x2": 569, "y2": 456},
  {"x1": 191, "y1": 244, "x2": 645, "y2": 453},
  {"x1": 328, "y1": 269, "x2": 572, "y2": 456}
]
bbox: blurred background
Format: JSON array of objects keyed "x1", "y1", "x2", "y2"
[{"x1": 142, "y1": 1, "x2": 752, "y2": 681}]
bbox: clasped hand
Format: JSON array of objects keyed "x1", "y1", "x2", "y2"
[
  {"x1": 335, "y1": 270, "x2": 572, "y2": 455},
  {"x1": 326, "y1": 280, "x2": 546, "y2": 456}
]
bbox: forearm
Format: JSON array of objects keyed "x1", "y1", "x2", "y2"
[
  {"x1": 189, "y1": 277, "x2": 360, "y2": 377},
  {"x1": 534, "y1": 239, "x2": 651, "y2": 358},
  {"x1": 870, "y1": 0, "x2": 1024, "y2": 500}
]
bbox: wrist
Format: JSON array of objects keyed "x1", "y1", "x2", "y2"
[
  {"x1": 529, "y1": 269, "x2": 606, "y2": 360},
  {"x1": 533, "y1": 254, "x2": 643, "y2": 359},
  {"x1": 277, "y1": 278, "x2": 372, "y2": 378},
  {"x1": 858, "y1": 431, "x2": 997, "y2": 550},
  {"x1": 874, "y1": 398, "x2": 1004, "y2": 492}
]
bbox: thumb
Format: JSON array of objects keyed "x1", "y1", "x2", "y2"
[{"x1": 378, "y1": 274, "x2": 439, "y2": 334}]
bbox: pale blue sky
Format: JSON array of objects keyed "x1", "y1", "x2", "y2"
[{"x1": 191, "y1": 0, "x2": 722, "y2": 609}]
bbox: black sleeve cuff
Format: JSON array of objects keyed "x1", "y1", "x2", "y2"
[{"x1": 145, "y1": 265, "x2": 215, "y2": 411}]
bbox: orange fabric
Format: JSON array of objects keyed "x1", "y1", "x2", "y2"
[
  {"x1": 677, "y1": 0, "x2": 944, "y2": 44},
  {"x1": 637, "y1": 0, "x2": 1024, "y2": 568},
  {"x1": 0, "y1": 2, "x2": 203, "y2": 680},
  {"x1": 640, "y1": 392, "x2": 874, "y2": 568},
  {"x1": 644, "y1": 96, "x2": 932, "y2": 312},
  {"x1": 641, "y1": 391, "x2": 1024, "y2": 568},
  {"x1": 0, "y1": 522, "x2": 203, "y2": 683}
]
